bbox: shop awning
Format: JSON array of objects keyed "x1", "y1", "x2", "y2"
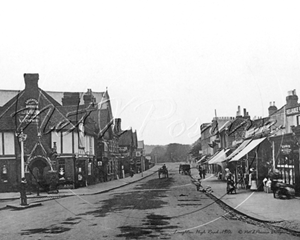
[
  {"x1": 203, "y1": 151, "x2": 219, "y2": 164},
  {"x1": 197, "y1": 155, "x2": 207, "y2": 163},
  {"x1": 230, "y1": 137, "x2": 266, "y2": 162},
  {"x1": 224, "y1": 139, "x2": 252, "y2": 161},
  {"x1": 208, "y1": 149, "x2": 230, "y2": 164}
]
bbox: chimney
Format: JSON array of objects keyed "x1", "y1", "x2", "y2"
[
  {"x1": 24, "y1": 73, "x2": 39, "y2": 90},
  {"x1": 114, "y1": 118, "x2": 122, "y2": 134},
  {"x1": 83, "y1": 89, "x2": 96, "y2": 107},
  {"x1": 286, "y1": 90, "x2": 298, "y2": 109},
  {"x1": 62, "y1": 92, "x2": 80, "y2": 106},
  {"x1": 268, "y1": 101, "x2": 277, "y2": 116},
  {"x1": 236, "y1": 106, "x2": 242, "y2": 118}
]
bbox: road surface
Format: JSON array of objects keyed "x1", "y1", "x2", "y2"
[{"x1": 0, "y1": 164, "x2": 299, "y2": 239}]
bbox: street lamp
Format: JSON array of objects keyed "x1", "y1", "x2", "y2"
[
  {"x1": 16, "y1": 129, "x2": 27, "y2": 205},
  {"x1": 17, "y1": 129, "x2": 27, "y2": 178}
]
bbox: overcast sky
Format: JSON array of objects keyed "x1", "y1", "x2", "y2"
[{"x1": 1, "y1": 1, "x2": 300, "y2": 145}]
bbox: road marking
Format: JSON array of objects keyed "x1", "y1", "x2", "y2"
[
  {"x1": 233, "y1": 192, "x2": 255, "y2": 210},
  {"x1": 172, "y1": 216, "x2": 223, "y2": 233},
  {"x1": 67, "y1": 189, "x2": 94, "y2": 206}
]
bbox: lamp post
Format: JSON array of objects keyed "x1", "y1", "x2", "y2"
[
  {"x1": 17, "y1": 129, "x2": 27, "y2": 178},
  {"x1": 17, "y1": 129, "x2": 27, "y2": 205}
]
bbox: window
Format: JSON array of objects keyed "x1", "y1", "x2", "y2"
[
  {"x1": 73, "y1": 132, "x2": 78, "y2": 153},
  {"x1": 62, "y1": 132, "x2": 72, "y2": 153},
  {"x1": 0, "y1": 133, "x2": 3, "y2": 155},
  {"x1": 88, "y1": 162, "x2": 92, "y2": 175},
  {"x1": 3, "y1": 132, "x2": 15, "y2": 155},
  {"x1": 51, "y1": 132, "x2": 61, "y2": 154},
  {"x1": 297, "y1": 115, "x2": 300, "y2": 126},
  {"x1": 90, "y1": 137, "x2": 94, "y2": 155},
  {"x1": 58, "y1": 159, "x2": 66, "y2": 180}
]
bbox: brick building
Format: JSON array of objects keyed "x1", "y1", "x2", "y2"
[{"x1": 0, "y1": 73, "x2": 117, "y2": 192}]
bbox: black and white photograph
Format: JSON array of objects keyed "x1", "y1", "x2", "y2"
[{"x1": 0, "y1": 1, "x2": 300, "y2": 239}]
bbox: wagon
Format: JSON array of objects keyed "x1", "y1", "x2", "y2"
[{"x1": 179, "y1": 164, "x2": 191, "y2": 175}]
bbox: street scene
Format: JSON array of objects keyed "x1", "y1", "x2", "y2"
[
  {"x1": 1, "y1": 1, "x2": 300, "y2": 240},
  {"x1": 1, "y1": 163, "x2": 300, "y2": 240}
]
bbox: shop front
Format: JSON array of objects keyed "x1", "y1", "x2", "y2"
[{"x1": 271, "y1": 134, "x2": 299, "y2": 191}]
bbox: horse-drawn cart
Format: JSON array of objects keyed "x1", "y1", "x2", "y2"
[{"x1": 158, "y1": 167, "x2": 168, "y2": 179}]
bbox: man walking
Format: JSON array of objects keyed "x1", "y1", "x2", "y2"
[
  {"x1": 198, "y1": 165, "x2": 203, "y2": 179},
  {"x1": 202, "y1": 168, "x2": 206, "y2": 179}
]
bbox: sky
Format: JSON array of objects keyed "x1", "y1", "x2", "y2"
[{"x1": 1, "y1": 1, "x2": 300, "y2": 145}]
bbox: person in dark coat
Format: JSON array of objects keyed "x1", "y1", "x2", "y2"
[
  {"x1": 198, "y1": 165, "x2": 203, "y2": 178},
  {"x1": 202, "y1": 168, "x2": 206, "y2": 179},
  {"x1": 270, "y1": 169, "x2": 281, "y2": 198}
]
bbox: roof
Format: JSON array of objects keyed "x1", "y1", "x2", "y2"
[
  {"x1": 118, "y1": 129, "x2": 133, "y2": 146},
  {"x1": 0, "y1": 89, "x2": 106, "y2": 108},
  {"x1": 138, "y1": 140, "x2": 144, "y2": 149},
  {"x1": 0, "y1": 89, "x2": 76, "y2": 132}
]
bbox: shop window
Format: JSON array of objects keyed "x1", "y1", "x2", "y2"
[
  {"x1": 58, "y1": 159, "x2": 66, "y2": 180},
  {"x1": 88, "y1": 162, "x2": 92, "y2": 176},
  {"x1": 1, "y1": 165, "x2": 8, "y2": 182}
]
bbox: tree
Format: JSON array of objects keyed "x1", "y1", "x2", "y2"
[
  {"x1": 190, "y1": 138, "x2": 202, "y2": 160},
  {"x1": 164, "y1": 143, "x2": 191, "y2": 162},
  {"x1": 150, "y1": 146, "x2": 167, "y2": 163}
]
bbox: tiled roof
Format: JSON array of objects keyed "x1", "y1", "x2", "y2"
[
  {"x1": 118, "y1": 129, "x2": 133, "y2": 146},
  {"x1": 0, "y1": 89, "x2": 106, "y2": 107},
  {"x1": 0, "y1": 89, "x2": 75, "y2": 131}
]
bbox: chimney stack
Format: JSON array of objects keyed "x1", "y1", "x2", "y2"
[
  {"x1": 24, "y1": 73, "x2": 39, "y2": 90},
  {"x1": 62, "y1": 92, "x2": 80, "y2": 106},
  {"x1": 286, "y1": 90, "x2": 298, "y2": 109},
  {"x1": 83, "y1": 89, "x2": 96, "y2": 107},
  {"x1": 236, "y1": 106, "x2": 242, "y2": 118},
  {"x1": 114, "y1": 118, "x2": 122, "y2": 134},
  {"x1": 268, "y1": 101, "x2": 277, "y2": 116}
]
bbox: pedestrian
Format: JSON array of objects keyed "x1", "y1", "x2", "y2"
[
  {"x1": 198, "y1": 165, "x2": 203, "y2": 179},
  {"x1": 225, "y1": 168, "x2": 236, "y2": 194},
  {"x1": 202, "y1": 168, "x2": 206, "y2": 179},
  {"x1": 270, "y1": 169, "x2": 281, "y2": 198},
  {"x1": 20, "y1": 177, "x2": 28, "y2": 206}
]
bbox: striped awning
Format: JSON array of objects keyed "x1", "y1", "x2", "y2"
[
  {"x1": 208, "y1": 149, "x2": 231, "y2": 164},
  {"x1": 224, "y1": 139, "x2": 252, "y2": 161},
  {"x1": 230, "y1": 137, "x2": 266, "y2": 162}
]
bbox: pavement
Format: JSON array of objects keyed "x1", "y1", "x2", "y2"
[
  {"x1": 189, "y1": 167, "x2": 300, "y2": 233},
  {"x1": 1, "y1": 163, "x2": 300, "y2": 233},
  {"x1": 0, "y1": 165, "x2": 162, "y2": 208}
]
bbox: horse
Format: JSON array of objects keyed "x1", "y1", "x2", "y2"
[{"x1": 158, "y1": 167, "x2": 168, "y2": 179}]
